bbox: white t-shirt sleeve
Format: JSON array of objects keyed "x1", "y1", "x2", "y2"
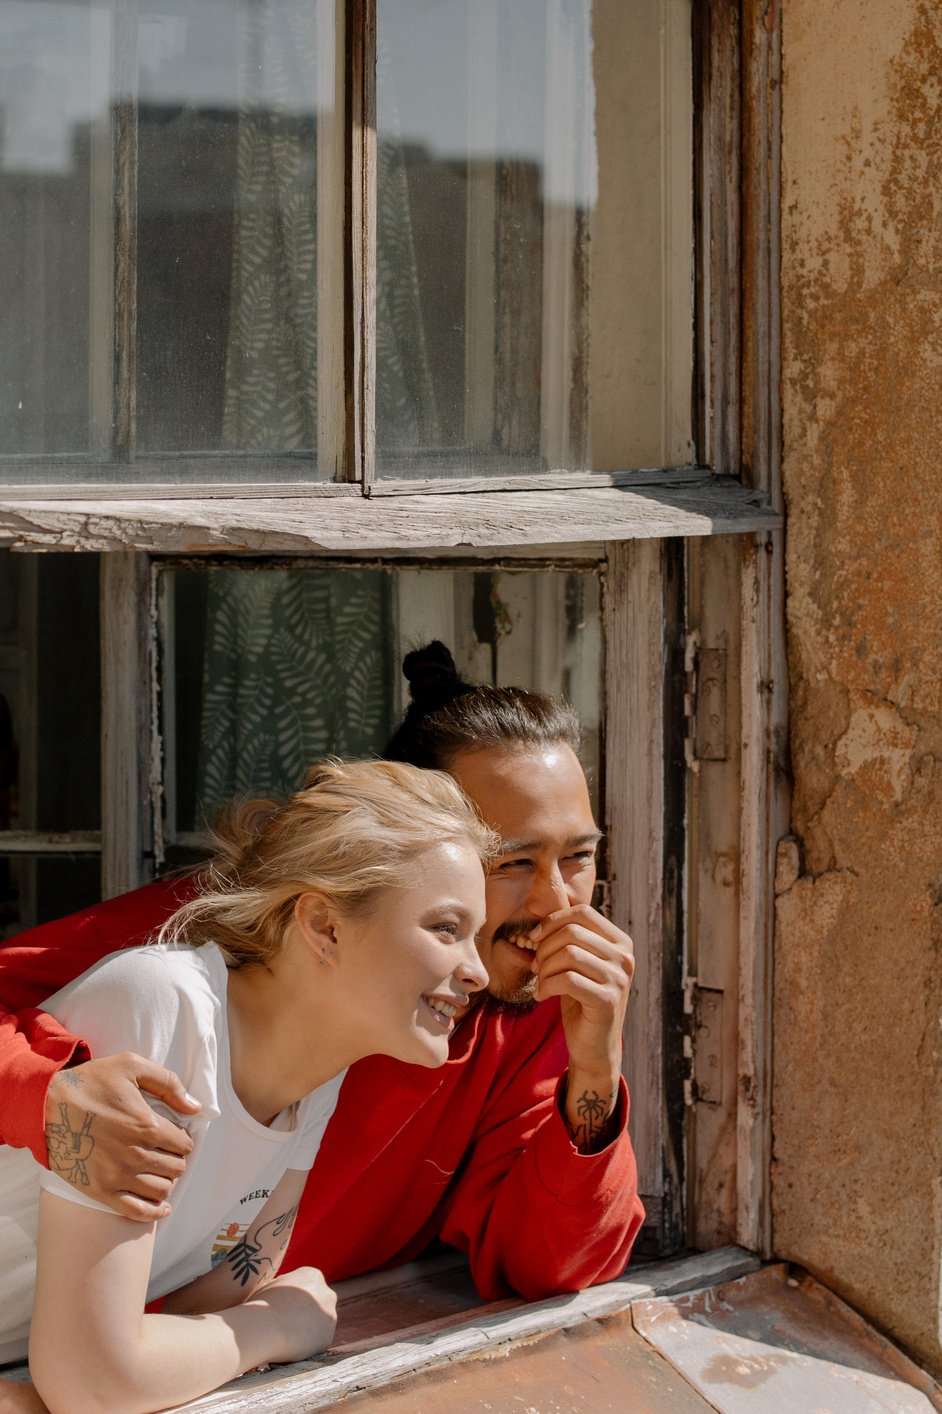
[
  {"x1": 287, "y1": 1068, "x2": 347, "y2": 1174},
  {"x1": 38, "y1": 947, "x2": 219, "y2": 1214}
]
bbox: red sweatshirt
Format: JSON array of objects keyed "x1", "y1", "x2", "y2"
[{"x1": 0, "y1": 881, "x2": 644, "y2": 1301}]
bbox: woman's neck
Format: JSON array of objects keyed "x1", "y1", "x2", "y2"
[{"x1": 224, "y1": 936, "x2": 363, "y2": 1126}]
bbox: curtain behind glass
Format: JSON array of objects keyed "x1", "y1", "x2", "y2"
[
  {"x1": 191, "y1": 569, "x2": 395, "y2": 828},
  {"x1": 221, "y1": 0, "x2": 318, "y2": 452}
]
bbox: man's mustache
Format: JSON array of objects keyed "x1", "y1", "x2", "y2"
[{"x1": 490, "y1": 919, "x2": 541, "y2": 945}]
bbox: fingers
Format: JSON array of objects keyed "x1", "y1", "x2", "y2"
[
  {"x1": 130, "y1": 1056, "x2": 202, "y2": 1117},
  {"x1": 529, "y1": 908, "x2": 634, "y2": 982},
  {"x1": 109, "y1": 1192, "x2": 173, "y2": 1223},
  {"x1": 526, "y1": 906, "x2": 633, "y2": 1021},
  {"x1": 128, "y1": 1101, "x2": 195, "y2": 1160},
  {"x1": 530, "y1": 903, "x2": 633, "y2": 958}
]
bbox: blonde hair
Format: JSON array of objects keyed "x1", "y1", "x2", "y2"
[{"x1": 159, "y1": 759, "x2": 498, "y2": 966}]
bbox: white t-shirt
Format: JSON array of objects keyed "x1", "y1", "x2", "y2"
[{"x1": 0, "y1": 943, "x2": 344, "y2": 1365}]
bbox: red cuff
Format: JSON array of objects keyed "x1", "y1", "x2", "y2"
[
  {"x1": 536, "y1": 1075, "x2": 631, "y2": 1203},
  {"x1": 5, "y1": 1015, "x2": 90, "y2": 1165}
]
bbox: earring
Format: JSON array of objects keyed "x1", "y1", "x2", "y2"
[{"x1": 320, "y1": 948, "x2": 327, "y2": 966}]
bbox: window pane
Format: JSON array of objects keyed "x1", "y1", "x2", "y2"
[
  {"x1": 1, "y1": 856, "x2": 102, "y2": 940},
  {"x1": 375, "y1": 0, "x2": 694, "y2": 478},
  {"x1": 0, "y1": 1, "x2": 112, "y2": 458},
  {"x1": 0, "y1": 0, "x2": 341, "y2": 483},
  {"x1": 136, "y1": 0, "x2": 332, "y2": 465},
  {"x1": 0, "y1": 550, "x2": 101, "y2": 936},
  {"x1": 0, "y1": 552, "x2": 101, "y2": 832},
  {"x1": 162, "y1": 563, "x2": 601, "y2": 839}
]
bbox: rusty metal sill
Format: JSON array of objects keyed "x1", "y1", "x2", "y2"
[{"x1": 173, "y1": 1246, "x2": 759, "y2": 1411}]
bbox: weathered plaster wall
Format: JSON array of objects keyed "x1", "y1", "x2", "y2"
[{"x1": 775, "y1": 0, "x2": 942, "y2": 1373}]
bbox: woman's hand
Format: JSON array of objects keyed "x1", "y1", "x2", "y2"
[{"x1": 248, "y1": 1267, "x2": 338, "y2": 1365}]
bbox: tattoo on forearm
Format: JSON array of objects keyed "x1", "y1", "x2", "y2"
[
  {"x1": 45, "y1": 1103, "x2": 96, "y2": 1186},
  {"x1": 224, "y1": 1204, "x2": 299, "y2": 1287},
  {"x1": 565, "y1": 1088, "x2": 617, "y2": 1154}
]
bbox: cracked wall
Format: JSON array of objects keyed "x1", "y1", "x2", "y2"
[{"x1": 775, "y1": 0, "x2": 942, "y2": 1373}]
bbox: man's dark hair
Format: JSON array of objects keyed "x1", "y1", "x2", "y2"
[{"x1": 383, "y1": 641, "x2": 581, "y2": 771}]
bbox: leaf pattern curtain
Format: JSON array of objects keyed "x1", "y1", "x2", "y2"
[
  {"x1": 194, "y1": 1, "x2": 435, "y2": 819},
  {"x1": 195, "y1": 570, "x2": 395, "y2": 819}
]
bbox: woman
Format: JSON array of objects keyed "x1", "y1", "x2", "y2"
[{"x1": 0, "y1": 760, "x2": 494, "y2": 1414}]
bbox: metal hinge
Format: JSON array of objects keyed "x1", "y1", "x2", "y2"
[
  {"x1": 684, "y1": 631, "x2": 729, "y2": 770},
  {"x1": 682, "y1": 975, "x2": 724, "y2": 1107}
]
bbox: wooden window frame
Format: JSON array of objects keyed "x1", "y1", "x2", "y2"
[{"x1": 0, "y1": 0, "x2": 784, "y2": 1262}]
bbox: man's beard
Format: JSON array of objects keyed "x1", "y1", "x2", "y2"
[{"x1": 483, "y1": 919, "x2": 541, "y2": 1013}]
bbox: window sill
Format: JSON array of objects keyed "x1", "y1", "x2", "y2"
[
  {"x1": 178, "y1": 1246, "x2": 760, "y2": 1411},
  {"x1": 0, "y1": 476, "x2": 779, "y2": 555}
]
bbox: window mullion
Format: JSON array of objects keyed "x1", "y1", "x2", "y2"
[
  {"x1": 113, "y1": 0, "x2": 139, "y2": 465},
  {"x1": 317, "y1": 0, "x2": 349, "y2": 481},
  {"x1": 351, "y1": 0, "x2": 376, "y2": 491},
  {"x1": 100, "y1": 551, "x2": 152, "y2": 898}
]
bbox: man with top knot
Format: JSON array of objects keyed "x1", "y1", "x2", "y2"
[{"x1": 0, "y1": 643, "x2": 642, "y2": 1303}]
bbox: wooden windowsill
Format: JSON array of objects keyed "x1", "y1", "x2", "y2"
[{"x1": 0, "y1": 478, "x2": 779, "y2": 555}]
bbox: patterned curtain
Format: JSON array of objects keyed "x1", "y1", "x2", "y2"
[
  {"x1": 374, "y1": 26, "x2": 441, "y2": 450},
  {"x1": 221, "y1": 0, "x2": 317, "y2": 452},
  {"x1": 194, "y1": 1, "x2": 433, "y2": 818},
  {"x1": 195, "y1": 570, "x2": 394, "y2": 821}
]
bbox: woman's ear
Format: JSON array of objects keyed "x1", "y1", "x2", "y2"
[{"x1": 294, "y1": 891, "x2": 340, "y2": 967}]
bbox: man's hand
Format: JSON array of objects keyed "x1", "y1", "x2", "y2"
[
  {"x1": 44, "y1": 1053, "x2": 201, "y2": 1221},
  {"x1": 528, "y1": 904, "x2": 634, "y2": 1152}
]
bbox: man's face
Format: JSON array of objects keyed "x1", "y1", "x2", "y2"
[{"x1": 447, "y1": 743, "x2": 601, "y2": 1006}]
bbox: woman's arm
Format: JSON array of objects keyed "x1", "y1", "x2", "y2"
[
  {"x1": 162, "y1": 1168, "x2": 307, "y2": 1315},
  {"x1": 29, "y1": 1186, "x2": 337, "y2": 1414}
]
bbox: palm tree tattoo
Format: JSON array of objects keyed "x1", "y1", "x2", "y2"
[{"x1": 224, "y1": 1205, "x2": 299, "y2": 1287}]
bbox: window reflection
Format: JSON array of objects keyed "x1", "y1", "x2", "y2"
[
  {"x1": 0, "y1": 0, "x2": 333, "y2": 477},
  {"x1": 375, "y1": 0, "x2": 694, "y2": 477}
]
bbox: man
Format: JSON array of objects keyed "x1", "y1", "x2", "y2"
[{"x1": 0, "y1": 645, "x2": 642, "y2": 1302}]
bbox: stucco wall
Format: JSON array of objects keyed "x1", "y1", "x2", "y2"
[{"x1": 774, "y1": 0, "x2": 942, "y2": 1373}]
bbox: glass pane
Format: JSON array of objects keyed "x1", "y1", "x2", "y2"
[
  {"x1": 0, "y1": 0, "x2": 340, "y2": 483},
  {"x1": 163, "y1": 564, "x2": 601, "y2": 838},
  {"x1": 0, "y1": 1, "x2": 112, "y2": 457},
  {"x1": 0, "y1": 552, "x2": 101, "y2": 832},
  {"x1": 136, "y1": 0, "x2": 332, "y2": 465},
  {"x1": 1, "y1": 856, "x2": 102, "y2": 940},
  {"x1": 375, "y1": 0, "x2": 694, "y2": 479}
]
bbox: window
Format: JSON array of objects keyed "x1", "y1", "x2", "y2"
[{"x1": 0, "y1": 1, "x2": 784, "y2": 1261}]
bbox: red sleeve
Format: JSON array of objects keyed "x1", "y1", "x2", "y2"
[
  {"x1": 0, "y1": 875, "x2": 195, "y2": 1164},
  {"x1": 436, "y1": 1011, "x2": 645, "y2": 1302}
]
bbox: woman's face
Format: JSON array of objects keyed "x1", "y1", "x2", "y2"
[{"x1": 333, "y1": 840, "x2": 489, "y2": 1067}]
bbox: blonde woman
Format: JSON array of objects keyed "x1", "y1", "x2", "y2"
[{"x1": 0, "y1": 761, "x2": 493, "y2": 1414}]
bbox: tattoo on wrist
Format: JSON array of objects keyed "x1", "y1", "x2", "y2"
[
  {"x1": 45, "y1": 1103, "x2": 96, "y2": 1187},
  {"x1": 58, "y1": 1069, "x2": 84, "y2": 1089},
  {"x1": 223, "y1": 1204, "x2": 299, "y2": 1287},
  {"x1": 565, "y1": 1087, "x2": 617, "y2": 1154}
]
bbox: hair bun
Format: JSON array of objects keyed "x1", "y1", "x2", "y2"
[{"x1": 402, "y1": 641, "x2": 467, "y2": 708}]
